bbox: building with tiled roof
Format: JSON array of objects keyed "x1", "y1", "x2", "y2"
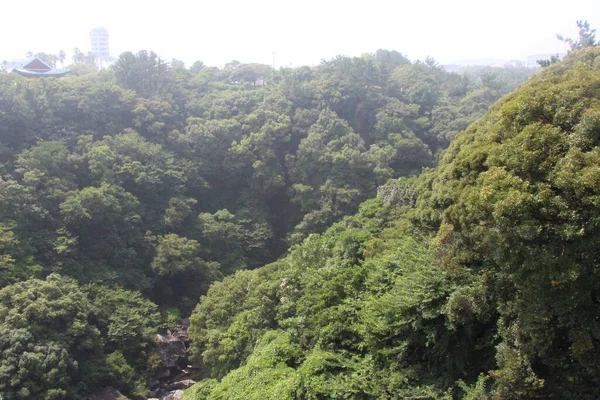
[{"x1": 2, "y1": 58, "x2": 70, "y2": 77}]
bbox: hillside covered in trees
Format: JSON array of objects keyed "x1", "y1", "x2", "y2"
[
  {"x1": 2, "y1": 39, "x2": 598, "y2": 399},
  {"x1": 182, "y1": 47, "x2": 600, "y2": 399}
]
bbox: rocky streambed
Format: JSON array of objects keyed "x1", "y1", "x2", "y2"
[
  {"x1": 147, "y1": 319, "x2": 198, "y2": 400},
  {"x1": 88, "y1": 319, "x2": 201, "y2": 400}
]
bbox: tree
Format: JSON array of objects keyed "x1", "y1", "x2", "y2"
[
  {"x1": 170, "y1": 58, "x2": 185, "y2": 69},
  {"x1": 557, "y1": 20, "x2": 597, "y2": 50},
  {"x1": 86, "y1": 284, "x2": 161, "y2": 357},
  {"x1": 0, "y1": 275, "x2": 102, "y2": 399},
  {"x1": 0, "y1": 274, "x2": 162, "y2": 399},
  {"x1": 423, "y1": 55, "x2": 441, "y2": 70},
  {"x1": 189, "y1": 60, "x2": 205, "y2": 74},
  {"x1": 72, "y1": 47, "x2": 96, "y2": 65},
  {"x1": 230, "y1": 63, "x2": 272, "y2": 85},
  {"x1": 151, "y1": 233, "x2": 205, "y2": 276},
  {"x1": 415, "y1": 47, "x2": 600, "y2": 398},
  {"x1": 537, "y1": 54, "x2": 561, "y2": 68},
  {"x1": 164, "y1": 197, "x2": 197, "y2": 231},
  {"x1": 151, "y1": 233, "x2": 221, "y2": 311},
  {"x1": 112, "y1": 50, "x2": 174, "y2": 97},
  {"x1": 58, "y1": 183, "x2": 147, "y2": 288},
  {"x1": 58, "y1": 49, "x2": 66, "y2": 67},
  {"x1": 389, "y1": 64, "x2": 441, "y2": 115},
  {"x1": 0, "y1": 222, "x2": 42, "y2": 288},
  {"x1": 374, "y1": 49, "x2": 411, "y2": 68}
]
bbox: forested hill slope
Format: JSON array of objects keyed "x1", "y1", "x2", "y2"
[
  {"x1": 183, "y1": 47, "x2": 600, "y2": 399},
  {"x1": 0, "y1": 50, "x2": 530, "y2": 399},
  {"x1": 0, "y1": 51, "x2": 529, "y2": 295}
]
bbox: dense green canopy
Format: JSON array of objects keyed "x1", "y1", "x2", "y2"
[
  {"x1": 0, "y1": 48, "x2": 526, "y2": 298},
  {"x1": 7, "y1": 40, "x2": 595, "y2": 398},
  {"x1": 183, "y1": 47, "x2": 600, "y2": 399},
  {"x1": 0, "y1": 274, "x2": 160, "y2": 399}
]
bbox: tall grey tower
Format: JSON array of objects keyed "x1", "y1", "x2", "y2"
[{"x1": 90, "y1": 26, "x2": 114, "y2": 68}]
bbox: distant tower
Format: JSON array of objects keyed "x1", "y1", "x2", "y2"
[{"x1": 90, "y1": 26, "x2": 114, "y2": 68}]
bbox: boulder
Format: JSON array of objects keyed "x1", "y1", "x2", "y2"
[
  {"x1": 87, "y1": 387, "x2": 125, "y2": 400},
  {"x1": 153, "y1": 367, "x2": 171, "y2": 380},
  {"x1": 166, "y1": 379, "x2": 196, "y2": 391},
  {"x1": 155, "y1": 334, "x2": 187, "y2": 369},
  {"x1": 161, "y1": 390, "x2": 184, "y2": 400},
  {"x1": 171, "y1": 322, "x2": 190, "y2": 343},
  {"x1": 149, "y1": 380, "x2": 161, "y2": 390}
]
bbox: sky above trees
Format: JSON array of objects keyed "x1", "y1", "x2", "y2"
[{"x1": 2, "y1": 0, "x2": 599, "y2": 67}]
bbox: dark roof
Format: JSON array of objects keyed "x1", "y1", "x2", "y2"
[{"x1": 22, "y1": 58, "x2": 52, "y2": 72}]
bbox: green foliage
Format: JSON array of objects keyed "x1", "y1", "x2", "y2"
[
  {"x1": 206, "y1": 331, "x2": 299, "y2": 400},
  {"x1": 0, "y1": 48, "x2": 526, "y2": 294},
  {"x1": 0, "y1": 274, "x2": 101, "y2": 399},
  {"x1": 183, "y1": 48, "x2": 600, "y2": 399},
  {"x1": 558, "y1": 20, "x2": 597, "y2": 50},
  {"x1": 113, "y1": 50, "x2": 173, "y2": 97},
  {"x1": 162, "y1": 306, "x2": 182, "y2": 328},
  {"x1": 0, "y1": 46, "x2": 535, "y2": 397},
  {"x1": 86, "y1": 284, "x2": 161, "y2": 356},
  {"x1": 188, "y1": 266, "x2": 281, "y2": 378},
  {"x1": 0, "y1": 221, "x2": 42, "y2": 286},
  {"x1": 412, "y1": 47, "x2": 600, "y2": 398},
  {"x1": 390, "y1": 64, "x2": 441, "y2": 115},
  {"x1": 165, "y1": 197, "x2": 197, "y2": 231},
  {"x1": 58, "y1": 183, "x2": 148, "y2": 288},
  {"x1": 104, "y1": 351, "x2": 135, "y2": 392},
  {"x1": 151, "y1": 233, "x2": 221, "y2": 311},
  {"x1": 180, "y1": 379, "x2": 219, "y2": 400},
  {"x1": 188, "y1": 211, "x2": 462, "y2": 398},
  {"x1": 152, "y1": 233, "x2": 206, "y2": 276},
  {"x1": 457, "y1": 374, "x2": 490, "y2": 400},
  {"x1": 0, "y1": 274, "x2": 162, "y2": 399}
]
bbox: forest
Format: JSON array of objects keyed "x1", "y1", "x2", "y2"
[{"x1": 0, "y1": 22, "x2": 599, "y2": 400}]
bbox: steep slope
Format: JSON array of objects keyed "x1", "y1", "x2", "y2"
[
  {"x1": 184, "y1": 48, "x2": 600, "y2": 399},
  {"x1": 413, "y1": 46, "x2": 600, "y2": 397}
]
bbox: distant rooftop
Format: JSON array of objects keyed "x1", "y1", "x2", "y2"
[
  {"x1": 2, "y1": 58, "x2": 37, "y2": 72},
  {"x1": 2, "y1": 58, "x2": 70, "y2": 77}
]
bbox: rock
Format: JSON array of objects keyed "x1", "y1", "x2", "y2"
[
  {"x1": 171, "y1": 325, "x2": 189, "y2": 342},
  {"x1": 155, "y1": 334, "x2": 187, "y2": 368},
  {"x1": 161, "y1": 390, "x2": 184, "y2": 400},
  {"x1": 153, "y1": 367, "x2": 171, "y2": 380},
  {"x1": 87, "y1": 387, "x2": 125, "y2": 400},
  {"x1": 166, "y1": 379, "x2": 196, "y2": 391},
  {"x1": 167, "y1": 318, "x2": 191, "y2": 343},
  {"x1": 149, "y1": 380, "x2": 161, "y2": 390}
]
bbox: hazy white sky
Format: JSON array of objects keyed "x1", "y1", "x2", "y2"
[{"x1": 2, "y1": 0, "x2": 599, "y2": 67}]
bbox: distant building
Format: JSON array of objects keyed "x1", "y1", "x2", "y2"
[
  {"x1": 525, "y1": 53, "x2": 566, "y2": 68},
  {"x1": 487, "y1": 60, "x2": 525, "y2": 68},
  {"x1": 90, "y1": 26, "x2": 115, "y2": 68},
  {"x1": 506, "y1": 59, "x2": 525, "y2": 68},
  {"x1": 2, "y1": 58, "x2": 70, "y2": 77}
]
